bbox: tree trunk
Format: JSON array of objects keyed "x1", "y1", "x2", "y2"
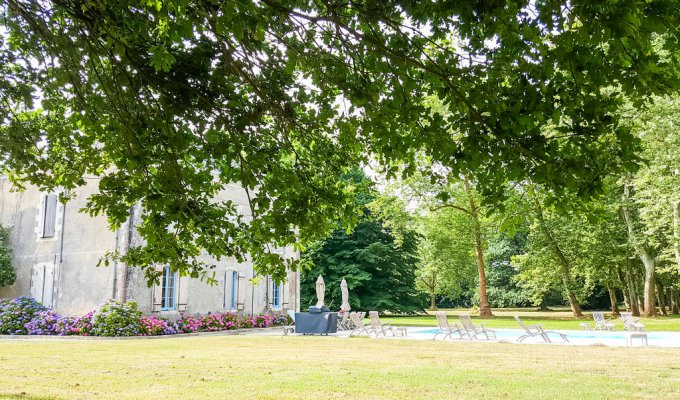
[
  {"x1": 537, "y1": 298, "x2": 549, "y2": 311},
  {"x1": 657, "y1": 281, "x2": 667, "y2": 316},
  {"x1": 420, "y1": 274, "x2": 438, "y2": 311},
  {"x1": 674, "y1": 200, "x2": 680, "y2": 272},
  {"x1": 621, "y1": 184, "x2": 656, "y2": 317},
  {"x1": 529, "y1": 185, "x2": 583, "y2": 317},
  {"x1": 621, "y1": 288, "x2": 631, "y2": 312},
  {"x1": 639, "y1": 253, "x2": 656, "y2": 317},
  {"x1": 462, "y1": 176, "x2": 493, "y2": 318},
  {"x1": 668, "y1": 286, "x2": 680, "y2": 314},
  {"x1": 617, "y1": 267, "x2": 632, "y2": 311},
  {"x1": 607, "y1": 286, "x2": 620, "y2": 316},
  {"x1": 638, "y1": 296, "x2": 645, "y2": 316},
  {"x1": 626, "y1": 263, "x2": 641, "y2": 317}
]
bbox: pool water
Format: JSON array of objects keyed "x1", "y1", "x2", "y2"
[{"x1": 410, "y1": 327, "x2": 680, "y2": 347}]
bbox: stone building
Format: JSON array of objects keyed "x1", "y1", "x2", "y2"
[{"x1": 0, "y1": 176, "x2": 300, "y2": 316}]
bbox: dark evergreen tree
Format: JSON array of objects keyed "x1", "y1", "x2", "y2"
[
  {"x1": 301, "y1": 170, "x2": 425, "y2": 313},
  {"x1": 301, "y1": 220, "x2": 425, "y2": 313}
]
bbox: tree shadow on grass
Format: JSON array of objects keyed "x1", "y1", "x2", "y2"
[{"x1": 0, "y1": 394, "x2": 62, "y2": 400}]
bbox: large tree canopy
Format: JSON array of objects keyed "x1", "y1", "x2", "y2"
[{"x1": 1, "y1": 0, "x2": 678, "y2": 281}]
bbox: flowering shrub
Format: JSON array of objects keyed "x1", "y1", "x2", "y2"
[
  {"x1": 175, "y1": 314, "x2": 202, "y2": 333},
  {"x1": 0, "y1": 297, "x2": 288, "y2": 337},
  {"x1": 58, "y1": 311, "x2": 95, "y2": 336},
  {"x1": 90, "y1": 300, "x2": 142, "y2": 337},
  {"x1": 0, "y1": 297, "x2": 48, "y2": 334},
  {"x1": 25, "y1": 310, "x2": 62, "y2": 335},
  {"x1": 202, "y1": 312, "x2": 239, "y2": 331},
  {"x1": 140, "y1": 316, "x2": 178, "y2": 336},
  {"x1": 273, "y1": 315, "x2": 289, "y2": 326}
]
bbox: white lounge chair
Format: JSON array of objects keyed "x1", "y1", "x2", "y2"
[
  {"x1": 349, "y1": 312, "x2": 372, "y2": 337},
  {"x1": 592, "y1": 311, "x2": 616, "y2": 331},
  {"x1": 459, "y1": 313, "x2": 496, "y2": 340},
  {"x1": 337, "y1": 311, "x2": 351, "y2": 331},
  {"x1": 434, "y1": 311, "x2": 468, "y2": 340},
  {"x1": 514, "y1": 315, "x2": 569, "y2": 343},
  {"x1": 620, "y1": 312, "x2": 645, "y2": 331},
  {"x1": 369, "y1": 311, "x2": 396, "y2": 337}
]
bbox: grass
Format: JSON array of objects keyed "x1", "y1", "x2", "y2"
[
  {"x1": 1, "y1": 335, "x2": 680, "y2": 400},
  {"x1": 381, "y1": 308, "x2": 680, "y2": 331}
]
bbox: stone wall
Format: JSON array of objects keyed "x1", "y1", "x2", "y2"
[{"x1": 0, "y1": 177, "x2": 299, "y2": 316}]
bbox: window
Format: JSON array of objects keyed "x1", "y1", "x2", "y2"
[
  {"x1": 272, "y1": 281, "x2": 281, "y2": 309},
  {"x1": 230, "y1": 271, "x2": 238, "y2": 309},
  {"x1": 161, "y1": 266, "x2": 178, "y2": 311},
  {"x1": 41, "y1": 194, "x2": 58, "y2": 238}
]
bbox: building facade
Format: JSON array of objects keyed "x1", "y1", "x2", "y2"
[{"x1": 0, "y1": 177, "x2": 300, "y2": 317}]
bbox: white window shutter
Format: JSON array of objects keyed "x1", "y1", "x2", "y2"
[
  {"x1": 30, "y1": 265, "x2": 45, "y2": 302},
  {"x1": 151, "y1": 267, "x2": 163, "y2": 312},
  {"x1": 222, "y1": 270, "x2": 228, "y2": 309},
  {"x1": 42, "y1": 194, "x2": 58, "y2": 238},
  {"x1": 42, "y1": 264, "x2": 54, "y2": 308},
  {"x1": 267, "y1": 279, "x2": 273, "y2": 309},
  {"x1": 29, "y1": 263, "x2": 54, "y2": 307},
  {"x1": 237, "y1": 274, "x2": 246, "y2": 311},
  {"x1": 177, "y1": 276, "x2": 189, "y2": 312},
  {"x1": 281, "y1": 281, "x2": 288, "y2": 310}
]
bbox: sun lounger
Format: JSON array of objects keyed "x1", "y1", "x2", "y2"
[
  {"x1": 349, "y1": 312, "x2": 373, "y2": 337},
  {"x1": 337, "y1": 311, "x2": 351, "y2": 331},
  {"x1": 620, "y1": 312, "x2": 645, "y2": 331},
  {"x1": 459, "y1": 313, "x2": 496, "y2": 340},
  {"x1": 369, "y1": 311, "x2": 396, "y2": 337},
  {"x1": 514, "y1": 315, "x2": 569, "y2": 343},
  {"x1": 434, "y1": 311, "x2": 469, "y2": 340},
  {"x1": 592, "y1": 311, "x2": 616, "y2": 331}
]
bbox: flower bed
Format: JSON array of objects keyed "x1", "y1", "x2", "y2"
[{"x1": 0, "y1": 297, "x2": 288, "y2": 337}]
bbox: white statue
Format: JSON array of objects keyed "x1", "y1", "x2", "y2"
[
  {"x1": 315, "y1": 275, "x2": 325, "y2": 308},
  {"x1": 340, "y1": 278, "x2": 351, "y2": 312}
]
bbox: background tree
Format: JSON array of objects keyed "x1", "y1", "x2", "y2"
[
  {"x1": 417, "y1": 208, "x2": 477, "y2": 310},
  {"x1": 524, "y1": 184, "x2": 585, "y2": 317},
  {"x1": 377, "y1": 165, "x2": 496, "y2": 317},
  {"x1": 621, "y1": 96, "x2": 680, "y2": 316},
  {"x1": 0, "y1": 225, "x2": 15, "y2": 287},
  {"x1": 484, "y1": 232, "x2": 533, "y2": 308}
]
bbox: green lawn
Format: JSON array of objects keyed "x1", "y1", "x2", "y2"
[
  {"x1": 1, "y1": 335, "x2": 679, "y2": 400},
  {"x1": 380, "y1": 308, "x2": 680, "y2": 331}
]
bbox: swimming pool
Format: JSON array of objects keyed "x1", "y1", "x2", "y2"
[{"x1": 407, "y1": 327, "x2": 680, "y2": 347}]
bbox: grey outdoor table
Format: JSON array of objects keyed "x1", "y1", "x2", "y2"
[{"x1": 294, "y1": 312, "x2": 338, "y2": 334}]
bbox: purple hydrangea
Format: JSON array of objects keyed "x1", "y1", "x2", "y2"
[
  {"x1": 25, "y1": 310, "x2": 62, "y2": 335},
  {"x1": 0, "y1": 297, "x2": 48, "y2": 335}
]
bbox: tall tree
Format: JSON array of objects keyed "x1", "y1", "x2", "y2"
[
  {"x1": 377, "y1": 166, "x2": 495, "y2": 317},
  {"x1": 621, "y1": 183, "x2": 658, "y2": 317},
  {"x1": 1, "y1": 1, "x2": 678, "y2": 281},
  {"x1": 527, "y1": 184, "x2": 584, "y2": 317},
  {"x1": 417, "y1": 207, "x2": 477, "y2": 311},
  {"x1": 619, "y1": 96, "x2": 680, "y2": 316}
]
